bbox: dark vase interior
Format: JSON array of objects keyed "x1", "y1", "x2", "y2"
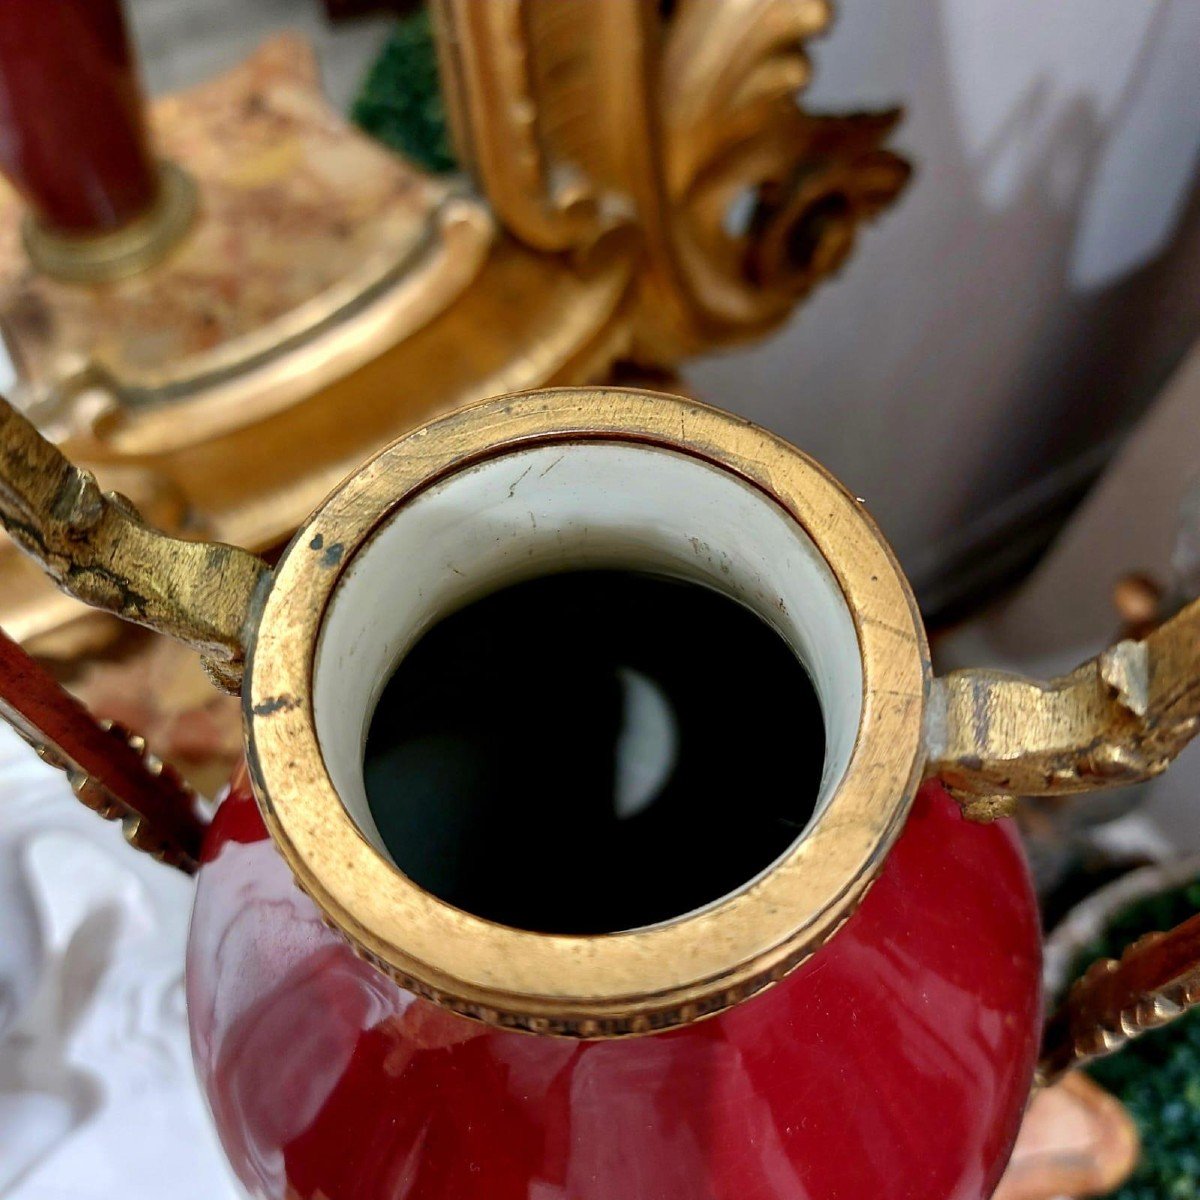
[{"x1": 364, "y1": 569, "x2": 826, "y2": 934}]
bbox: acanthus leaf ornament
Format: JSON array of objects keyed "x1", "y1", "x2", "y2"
[{"x1": 431, "y1": 0, "x2": 912, "y2": 360}]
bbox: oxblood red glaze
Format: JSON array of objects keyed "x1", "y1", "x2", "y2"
[
  {"x1": 187, "y1": 776, "x2": 1041, "y2": 1200},
  {"x1": 0, "y1": 0, "x2": 157, "y2": 233}
]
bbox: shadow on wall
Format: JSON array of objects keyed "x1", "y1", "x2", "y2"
[{"x1": 689, "y1": 0, "x2": 1200, "y2": 621}]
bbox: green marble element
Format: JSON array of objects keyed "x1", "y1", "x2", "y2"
[{"x1": 352, "y1": 8, "x2": 457, "y2": 175}]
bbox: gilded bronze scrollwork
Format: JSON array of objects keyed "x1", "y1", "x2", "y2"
[
  {"x1": 433, "y1": 0, "x2": 911, "y2": 358},
  {"x1": 925, "y1": 597, "x2": 1200, "y2": 821},
  {"x1": 1039, "y1": 911, "x2": 1200, "y2": 1085}
]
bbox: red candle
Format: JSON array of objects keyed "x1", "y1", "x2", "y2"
[{"x1": 0, "y1": 0, "x2": 158, "y2": 235}]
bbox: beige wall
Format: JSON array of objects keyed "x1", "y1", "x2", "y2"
[{"x1": 688, "y1": 0, "x2": 1200, "y2": 610}]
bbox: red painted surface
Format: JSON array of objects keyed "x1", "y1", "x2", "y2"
[
  {"x1": 188, "y1": 775, "x2": 1042, "y2": 1200},
  {"x1": 0, "y1": 0, "x2": 157, "y2": 233}
]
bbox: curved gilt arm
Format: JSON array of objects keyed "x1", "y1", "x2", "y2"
[
  {"x1": 1039, "y1": 912, "x2": 1200, "y2": 1086},
  {"x1": 0, "y1": 625, "x2": 206, "y2": 873},
  {"x1": 0, "y1": 398, "x2": 267, "y2": 692},
  {"x1": 924, "y1": 597, "x2": 1200, "y2": 821}
]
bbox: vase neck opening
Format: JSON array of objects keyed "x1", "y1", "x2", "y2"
[
  {"x1": 312, "y1": 443, "x2": 862, "y2": 934},
  {"x1": 246, "y1": 389, "x2": 928, "y2": 1036}
]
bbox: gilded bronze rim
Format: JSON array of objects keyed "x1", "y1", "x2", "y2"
[
  {"x1": 22, "y1": 162, "x2": 197, "y2": 283},
  {"x1": 245, "y1": 387, "x2": 930, "y2": 1037}
]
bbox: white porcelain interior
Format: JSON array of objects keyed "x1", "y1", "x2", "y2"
[{"x1": 312, "y1": 441, "x2": 864, "y2": 913}]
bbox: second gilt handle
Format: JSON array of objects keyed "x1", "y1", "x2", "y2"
[{"x1": 926, "y1": 595, "x2": 1200, "y2": 820}]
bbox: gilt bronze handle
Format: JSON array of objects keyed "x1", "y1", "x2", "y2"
[
  {"x1": 925, "y1": 596, "x2": 1200, "y2": 821},
  {"x1": 0, "y1": 397, "x2": 268, "y2": 692}
]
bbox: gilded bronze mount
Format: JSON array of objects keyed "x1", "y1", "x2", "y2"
[{"x1": 247, "y1": 387, "x2": 929, "y2": 1036}]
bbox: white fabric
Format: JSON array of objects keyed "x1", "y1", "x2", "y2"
[{"x1": 0, "y1": 725, "x2": 241, "y2": 1200}]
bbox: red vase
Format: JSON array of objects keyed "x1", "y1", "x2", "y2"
[
  {"x1": 188, "y1": 770, "x2": 1040, "y2": 1200},
  {"x1": 173, "y1": 391, "x2": 1051, "y2": 1200}
]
